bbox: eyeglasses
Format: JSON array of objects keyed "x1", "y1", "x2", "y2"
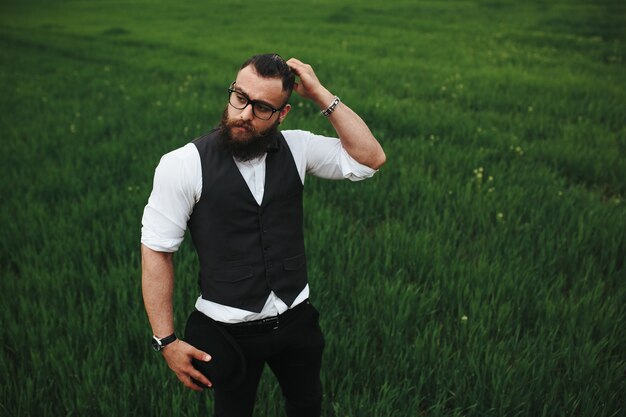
[{"x1": 227, "y1": 82, "x2": 284, "y2": 120}]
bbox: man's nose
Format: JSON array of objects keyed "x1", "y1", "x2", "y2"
[{"x1": 239, "y1": 104, "x2": 254, "y2": 121}]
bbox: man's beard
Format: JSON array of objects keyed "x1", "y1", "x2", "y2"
[{"x1": 217, "y1": 108, "x2": 280, "y2": 162}]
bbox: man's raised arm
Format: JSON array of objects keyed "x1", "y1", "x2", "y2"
[{"x1": 287, "y1": 58, "x2": 386, "y2": 170}]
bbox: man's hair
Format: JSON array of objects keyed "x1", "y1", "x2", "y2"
[{"x1": 240, "y1": 53, "x2": 295, "y2": 95}]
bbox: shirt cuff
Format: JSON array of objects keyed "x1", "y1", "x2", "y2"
[
  {"x1": 141, "y1": 226, "x2": 183, "y2": 253},
  {"x1": 339, "y1": 147, "x2": 377, "y2": 181}
]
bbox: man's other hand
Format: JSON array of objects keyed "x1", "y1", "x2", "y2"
[{"x1": 162, "y1": 339, "x2": 212, "y2": 391}]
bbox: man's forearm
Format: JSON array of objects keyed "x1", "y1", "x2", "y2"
[
  {"x1": 286, "y1": 58, "x2": 386, "y2": 170},
  {"x1": 141, "y1": 244, "x2": 176, "y2": 337},
  {"x1": 315, "y1": 90, "x2": 386, "y2": 170}
]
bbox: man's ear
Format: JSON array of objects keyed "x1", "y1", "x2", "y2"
[{"x1": 278, "y1": 104, "x2": 291, "y2": 124}]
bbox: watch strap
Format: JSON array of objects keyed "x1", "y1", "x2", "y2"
[{"x1": 153, "y1": 333, "x2": 177, "y2": 351}]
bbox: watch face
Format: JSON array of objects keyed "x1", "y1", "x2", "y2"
[{"x1": 151, "y1": 337, "x2": 162, "y2": 351}]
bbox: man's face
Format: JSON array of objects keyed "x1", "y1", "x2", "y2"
[{"x1": 224, "y1": 65, "x2": 291, "y2": 142}]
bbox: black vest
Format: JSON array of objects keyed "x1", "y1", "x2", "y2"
[{"x1": 187, "y1": 130, "x2": 307, "y2": 312}]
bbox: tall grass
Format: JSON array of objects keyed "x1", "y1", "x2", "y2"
[{"x1": 1, "y1": 0, "x2": 624, "y2": 416}]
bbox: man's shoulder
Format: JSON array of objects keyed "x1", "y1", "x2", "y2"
[
  {"x1": 281, "y1": 129, "x2": 338, "y2": 142},
  {"x1": 161, "y1": 142, "x2": 198, "y2": 163},
  {"x1": 281, "y1": 129, "x2": 313, "y2": 140},
  {"x1": 280, "y1": 129, "x2": 316, "y2": 153},
  {"x1": 280, "y1": 130, "x2": 313, "y2": 159},
  {"x1": 154, "y1": 142, "x2": 201, "y2": 192}
]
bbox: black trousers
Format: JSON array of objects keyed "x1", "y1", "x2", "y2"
[{"x1": 212, "y1": 300, "x2": 325, "y2": 417}]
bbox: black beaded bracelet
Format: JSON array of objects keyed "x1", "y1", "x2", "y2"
[{"x1": 321, "y1": 96, "x2": 341, "y2": 117}]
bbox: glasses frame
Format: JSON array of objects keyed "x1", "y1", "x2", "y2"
[{"x1": 227, "y1": 82, "x2": 285, "y2": 120}]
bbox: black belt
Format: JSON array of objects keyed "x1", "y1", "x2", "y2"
[{"x1": 219, "y1": 299, "x2": 310, "y2": 336}]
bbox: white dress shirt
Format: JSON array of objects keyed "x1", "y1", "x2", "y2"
[{"x1": 141, "y1": 129, "x2": 377, "y2": 323}]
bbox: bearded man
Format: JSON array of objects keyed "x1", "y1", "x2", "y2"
[{"x1": 141, "y1": 53, "x2": 386, "y2": 417}]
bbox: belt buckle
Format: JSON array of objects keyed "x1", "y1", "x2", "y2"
[{"x1": 262, "y1": 316, "x2": 279, "y2": 330}]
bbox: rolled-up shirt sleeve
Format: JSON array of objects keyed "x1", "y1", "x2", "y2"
[
  {"x1": 141, "y1": 143, "x2": 201, "y2": 252},
  {"x1": 284, "y1": 130, "x2": 377, "y2": 182}
]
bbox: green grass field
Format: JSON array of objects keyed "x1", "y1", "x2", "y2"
[{"x1": 1, "y1": 0, "x2": 624, "y2": 416}]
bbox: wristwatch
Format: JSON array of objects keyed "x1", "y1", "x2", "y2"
[{"x1": 151, "y1": 333, "x2": 177, "y2": 351}]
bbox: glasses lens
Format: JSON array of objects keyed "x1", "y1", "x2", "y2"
[
  {"x1": 253, "y1": 103, "x2": 274, "y2": 120},
  {"x1": 228, "y1": 88, "x2": 277, "y2": 120},
  {"x1": 229, "y1": 91, "x2": 248, "y2": 110}
]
